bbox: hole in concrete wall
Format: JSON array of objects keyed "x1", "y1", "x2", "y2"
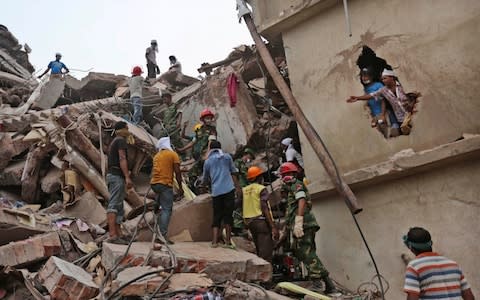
[{"x1": 347, "y1": 46, "x2": 420, "y2": 138}]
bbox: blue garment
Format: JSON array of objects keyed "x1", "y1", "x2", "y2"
[
  {"x1": 203, "y1": 150, "x2": 238, "y2": 197},
  {"x1": 106, "y1": 174, "x2": 125, "y2": 224},
  {"x1": 131, "y1": 96, "x2": 143, "y2": 124},
  {"x1": 151, "y1": 183, "x2": 174, "y2": 236},
  {"x1": 48, "y1": 60, "x2": 67, "y2": 74},
  {"x1": 364, "y1": 82, "x2": 384, "y2": 116}
]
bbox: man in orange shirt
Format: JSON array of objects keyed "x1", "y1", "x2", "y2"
[{"x1": 151, "y1": 137, "x2": 184, "y2": 244}]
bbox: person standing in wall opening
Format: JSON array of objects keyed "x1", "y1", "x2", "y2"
[
  {"x1": 128, "y1": 66, "x2": 144, "y2": 124},
  {"x1": 145, "y1": 39, "x2": 160, "y2": 83},
  {"x1": 38, "y1": 52, "x2": 69, "y2": 79},
  {"x1": 106, "y1": 121, "x2": 134, "y2": 245}
]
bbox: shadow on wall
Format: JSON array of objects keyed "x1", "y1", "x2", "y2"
[{"x1": 346, "y1": 46, "x2": 421, "y2": 139}]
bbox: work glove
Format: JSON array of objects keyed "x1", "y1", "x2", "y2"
[{"x1": 293, "y1": 215, "x2": 304, "y2": 238}]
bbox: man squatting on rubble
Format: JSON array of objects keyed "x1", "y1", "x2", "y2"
[
  {"x1": 177, "y1": 108, "x2": 217, "y2": 191},
  {"x1": 238, "y1": 166, "x2": 279, "y2": 262},
  {"x1": 403, "y1": 227, "x2": 475, "y2": 300},
  {"x1": 128, "y1": 66, "x2": 144, "y2": 124},
  {"x1": 38, "y1": 52, "x2": 69, "y2": 79},
  {"x1": 279, "y1": 162, "x2": 336, "y2": 293},
  {"x1": 168, "y1": 55, "x2": 182, "y2": 73},
  {"x1": 106, "y1": 121, "x2": 134, "y2": 244},
  {"x1": 202, "y1": 140, "x2": 242, "y2": 249},
  {"x1": 145, "y1": 39, "x2": 160, "y2": 82},
  {"x1": 150, "y1": 137, "x2": 184, "y2": 244},
  {"x1": 160, "y1": 91, "x2": 184, "y2": 152}
]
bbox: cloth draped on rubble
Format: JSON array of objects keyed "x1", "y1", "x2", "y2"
[{"x1": 227, "y1": 73, "x2": 239, "y2": 107}]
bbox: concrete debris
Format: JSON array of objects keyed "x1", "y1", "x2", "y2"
[
  {"x1": 38, "y1": 256, "x2": 99, "y2": 300},
  {"x1": 0, "y1": 27, "x2": 302, "y2": 300}
]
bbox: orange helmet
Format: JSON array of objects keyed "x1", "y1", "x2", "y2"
[
  {"x1": 200, "y1": 108, "x2": 214, "y2": 120},
  {"x1": 132, "y1": 66, "x2": 143, "y2": 76},
  {"x1": 247, "y1": 166, "x2": 263, "y2": 180},
  {"x1": 279, "y1": 162, "x2": 298, "y2": 175}
]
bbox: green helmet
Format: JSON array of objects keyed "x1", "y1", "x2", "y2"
[{"x1": 244, "y1": 148, "x2": 255, "y2": 158}]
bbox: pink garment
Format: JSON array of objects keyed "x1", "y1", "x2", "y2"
[{"x1": 227, "y1": 73, "x2": 238, "y2": 107}]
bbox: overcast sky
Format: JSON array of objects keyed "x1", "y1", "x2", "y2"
[{"x1": 3, "y1": 0, "x2": 253, "y2": 78}]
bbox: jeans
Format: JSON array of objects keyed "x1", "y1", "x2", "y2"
[
  {"x1": 151, "y1": 183, "x2": 174, "y2": 237},
  {"x1": 131, "y1": 96, "x2": 142, "y2": 124},
  {"x1": 106, "y1": 174, "x2": 125, "y2": 224}
]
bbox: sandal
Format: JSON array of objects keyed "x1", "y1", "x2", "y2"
[{"x1": 222, "y1": 243, "x2": 236, "y2": 250}]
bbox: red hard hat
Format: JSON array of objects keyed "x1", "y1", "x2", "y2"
[
  {"x1": 200, "y1": 108, "x2": 214, "y2": 120},
  {"x1": 279, "y1": 162, "x2": 298, "y2": 175},
  {"x1": 132, "y1": 66, "x2": 143, "y2": 76},
  {"x1": 247, "y1": 166, "x2": 263, "y2": 180}
]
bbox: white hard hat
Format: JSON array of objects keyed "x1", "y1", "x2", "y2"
[
  {"x1": 55, "y1": 52, "x2": 62, "y2": 57},
  {"x1": 151, "y1": 39, "x2": 157, "y2": 44}
]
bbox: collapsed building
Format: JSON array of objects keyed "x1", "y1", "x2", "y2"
[{"x1": 0, "y1": 25, "x2": 331, "y2": 299}]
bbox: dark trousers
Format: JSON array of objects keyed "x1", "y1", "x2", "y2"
[
  {"x1": 247, "y1": 218, "x2": 273, "y2": 262},
  {"x1": 212, "y1": 189, "x2": 235, "y2": 228},
  {"x1": 146, "y1": 62, "x2": 156, "y2": 79}
]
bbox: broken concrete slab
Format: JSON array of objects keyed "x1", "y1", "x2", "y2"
[
  {"x1": 64, "y1": 72, "x2": 127, "y2": 102},
  {"x1": 0, "y1": 208, "x2": 52, "y2": 246},
  {"x1": 0, "y1": 232, "x2": 62, "y2": 267},
  {"x1": 64, "y1": 191, "x2": 106, "y2": 225},
  {"x1": 40, "y1": 167, "x2": 62, "y2": 194},
  {"x1": 224, "y1": 280, "x2": 294, "y2": 300},
  {"x1": 0, "y1": 159, "x2": 25, "y2": 186},
  {"x1": 166, "y1": 273, "x2": 214, "y2": 291},
  {"x1": 38, "y1": 256, "x2": 98, "y2": 300},
  {"x1": 102, "y1": 241, "x2": 272, "y2": 283},
  {"x1": 111, "y1": 266, "x2": 166, "y2": 297},
  {"x1": 30, "y1": 76, "x2": 65, "y2": 110}
]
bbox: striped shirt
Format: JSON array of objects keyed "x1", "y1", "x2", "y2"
[{"x1": 404, "y1": 252, "x2": 470, "y2": 299}]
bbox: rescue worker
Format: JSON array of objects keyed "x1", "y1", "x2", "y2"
[
  {"x1": 128, "y1": 66, "x2": 144, "y2": 124},
  {"x1": 150, "y1": 137, "x2": 184, "y2": 244},
  {"x1": 38, "y1": 52, "x2": 69, "y2": 79},
  {"x1": 145, "y1": 39, "x2": 159, "y2": 82},
  {"x1": 233, "y1": 147, "x2": 255, "y2": 235},
  {"x1": 106, "y1": 121, "x2": 134, "y2": 244},
  {"x1": 160, "y1": 91, "x2": 183, "y2": 151},
  {"x1": 178, "y1": 108, "x2": 217, "y2": 191},
  {"x1": 240, "y1": 166, "x2": 279, "y2": 262},
  {"x1": 279, "y1": 162, "x2": 336, "y2": 294}
]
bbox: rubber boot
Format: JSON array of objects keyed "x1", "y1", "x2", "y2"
[{"x1": 323, "y1": 276, "x2": 337, "y2": 294}]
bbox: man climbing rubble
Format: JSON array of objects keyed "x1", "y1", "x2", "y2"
[
  {"x1": 159, "y1": 91, "x2": 183, "y2": 151},
  {"x1": 37, "y1": 52, "x2": 69, "y2": 79},
  {"x1": 128, "y1": 66, "x2": 144, "y2": 124},
  {"x1": 150, "y1": 136, "x2": 184, "y2": 245},
  {"x1": 145, "y1": 39, "x2": 160, "y2": 83},
  {"x1": 177, "y1": 108, "x2": 217, "y2": 192},
  {"x1": 202, "y1": 140, "x2": 242, "y2": 249},
  {"x1": 239, "y1": 166, "x2": 278, "y2": 262},
  {"x1": 279, "y1": 162, "x2": 337, "y2": 294},
  {"x1": 106, "y1": 121, "x2": 134, "y2": 244}
]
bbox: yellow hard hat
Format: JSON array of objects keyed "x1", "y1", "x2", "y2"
[{"x1": 193, "y1": 123, "x2": 202, "y2": 131}]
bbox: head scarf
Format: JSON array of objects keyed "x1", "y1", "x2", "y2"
[
  {"x1": 281, "y1": 137, "x2": 293, "y2": 146},
  {"x1": 156, "y1": 136, "x2": 173, "y2": 151},
  {"x1": 382, "y1": 69, "x2": 396, "y2": 77}
]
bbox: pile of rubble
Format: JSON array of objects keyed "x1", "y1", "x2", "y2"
[{"x1": 0, "y1": 26, "x2": 307, "y2": 299}]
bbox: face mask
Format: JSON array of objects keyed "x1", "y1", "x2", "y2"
[{"x1": 282, "y1": 175, "x2": 296, "y2": 184}]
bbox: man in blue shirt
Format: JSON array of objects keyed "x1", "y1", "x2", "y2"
[
  {"x1": 38, "y1": 53, "x2": 69, "y2": 79},
  {"x1": 202, "y1": 140, "x2": 242, "y2": 248}
]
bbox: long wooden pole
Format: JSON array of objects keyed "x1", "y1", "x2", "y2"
[{"x1": 243, "y1": 14, "x2": 362, "y2": 214}]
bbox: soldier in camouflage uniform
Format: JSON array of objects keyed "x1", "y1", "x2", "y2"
[
  {"x1": 233, "y1": 148, "x2": 255, "y2": 235},
  {"x1": 160, "y1": 92, "x2": 184, "y2": 152},
  {"x1": 177, "y1": 108, "x2": 217, "y2": 192},
  {"x1": 279, "y1": 162, "x2": 336, "y2": 294}
]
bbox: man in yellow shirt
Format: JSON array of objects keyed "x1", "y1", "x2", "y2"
[
  {"x1": 151, "y1": 137, "x2": 184, "y2": 244},
  {"x1": 241, "y1": 166, "x2": 279, "y2": 262}
]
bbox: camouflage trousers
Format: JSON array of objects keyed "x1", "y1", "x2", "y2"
[
  {"x1": 292, "y1": 228, "x2": 329, "y2": 280},
  {"x1": 188, "y1": 159, "x2": 204, "y2": 193}
]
